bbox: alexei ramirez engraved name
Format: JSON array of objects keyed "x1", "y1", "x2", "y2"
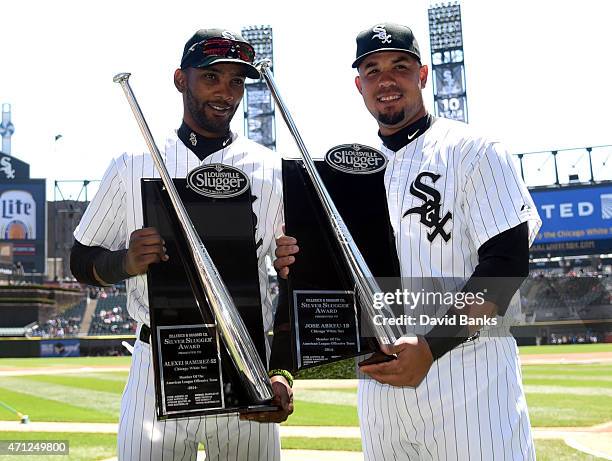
[
  {"x1": 164, "y1": 359, "x2": 216, "y2": 367},
  {"x1": 372, "y1": 314, "x2": 498, "y2": 327},
  {"x1": 325, "y1": 144, "x2": 387, "y2": 174},
  {"x1": 187, "y1": 164, "x2": 250, "y2": 198}
]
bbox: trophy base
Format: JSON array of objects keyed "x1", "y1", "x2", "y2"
[{"x1": 358, "y1": 351, "x2": 397, "y2": 367}]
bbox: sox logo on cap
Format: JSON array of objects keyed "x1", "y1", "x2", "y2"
[{"x1": 372, "y1": 25, "x2": 393, "y2": 44}]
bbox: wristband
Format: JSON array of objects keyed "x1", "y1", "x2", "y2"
[
  {"x1": 94, "y1": 249, "x2": 131, "y2": 286},
  {"x1": 423, "y1": 312, "x2": 470, "y2": 361},
  {"x1": 268, "y1": 369, "x2": 293, "y2": 388},
  {"x1": 71, "y1": 241, "x2": 103, "y2": 286},
  {"x1": 424, "y1": 333, "x2": 468, "y2": 361}
]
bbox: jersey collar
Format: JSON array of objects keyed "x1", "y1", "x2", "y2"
[
  {"x1": 177, "y1": 121, "x2": 233, "y2": 162},
  {"x1": 378, "y1": 113, "x2": 434, "y2": 153}
]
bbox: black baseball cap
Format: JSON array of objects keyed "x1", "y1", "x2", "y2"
[
  {"x1": 180, "y1": 28, "x2": 260, "y2": 79},
  {"x1": 352, "y1": 23, "x2": 421, "y2": 68}
]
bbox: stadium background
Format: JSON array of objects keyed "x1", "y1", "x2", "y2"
[{"x1": 0, "y1": 3, "x2": 611, "y2": 461}]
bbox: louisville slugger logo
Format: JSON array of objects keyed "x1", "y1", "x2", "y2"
[
  {"x1": 372, "y1": 25, "x2": 392, "y2": 44},
  {"x1": 186, "y1": 164, "x2": 250, "y2": 198},
  {"x1": 325, "y1": 143, "x2": 387, "y2": 175},
  {"x1": 403, "y1": 171, "x2": 452, "y2": 242}
]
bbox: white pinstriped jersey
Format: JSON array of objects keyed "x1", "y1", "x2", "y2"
[
  {"x1": 381, "y1": 117, "x2": 541, "y2": 330},
  {"x1": 358, "y1": 117, "x2": 540, "y2": 461},
  {"x1": 74, "y1": 132, "x2": 284, "y2": 357}
]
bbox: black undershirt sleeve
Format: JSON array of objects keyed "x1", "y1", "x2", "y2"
[
  {"x1": 70, "y1": 240, "x2": 104, "y2": 286},
  {"x1": 424, "y1": 222, "x2": 529, "y2": 360},
  {"x1": 70, "y1": 240, "x2": 130, "y2": 287},
  {"x1": 464, "y1": 221, "x2": 530, "y2": 315}
]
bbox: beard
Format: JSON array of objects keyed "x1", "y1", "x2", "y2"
[
  {"x1": 185, "y1": 86, "x2": 236, "y2": 136},
  {"x1": 377, "y1": 109, "x2": 405, "y2": 126}
]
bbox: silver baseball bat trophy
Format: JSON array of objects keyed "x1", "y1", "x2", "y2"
[
  {"x1": 113, "y1": 73, "x2": 273, "y2": 412},
  {"x1": 256, "y1": 61, "x2": 399, "y2": 358}
]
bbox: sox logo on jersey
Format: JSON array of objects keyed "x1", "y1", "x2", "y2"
[
  {"x1": 358, "y1": 117, "x2": 541, "y2": 461},
  {"x1": 403, "y1": 171, "x2": 453, "y2": 242}
]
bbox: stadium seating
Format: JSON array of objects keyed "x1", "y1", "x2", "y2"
[
  {"x1": 27, "y1": 299, "x2": 87, "y2": 338},
  {"x1": 521, "y1": 274, "x2": 611, "y2": 321},
  {"x1": 87, "y1": 293, "x2": 135, "y2": 335}
]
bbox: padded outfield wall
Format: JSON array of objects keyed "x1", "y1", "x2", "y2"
[{"x1": 0, "y1": 336, "x2": 136, "y2": 358}]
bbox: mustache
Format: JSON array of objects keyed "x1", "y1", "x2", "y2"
[{"x1": 376, "y1": 89, "x2": 402, "y2": 98}]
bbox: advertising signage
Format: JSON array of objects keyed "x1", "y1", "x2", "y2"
[
  {"x1": 0, "y1": 180, "x2": 46, "y2": 273},
  {"x1": 530, "y1": 183, "x2": 612, "y2": 257}
]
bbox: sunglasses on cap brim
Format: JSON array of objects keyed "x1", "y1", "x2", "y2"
[{"x1": 182, "y1": 38, "x2": 255, "y2": 67}]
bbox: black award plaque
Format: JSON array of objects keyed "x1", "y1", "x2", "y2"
[
  {"x1": 141, "y1": 164, "x2": 275, "y2": 420},
  {"x1": 157, "y1": 324, "x2": 224, "y2": 415},
  {"x1": 293, "y1": 290, "x2": 360, "y2": 368},
  {"x1": 280, "y1": 144, "x2": 401, "y2": 371}
]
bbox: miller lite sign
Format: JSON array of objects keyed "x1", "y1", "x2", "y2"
[{"x1": 0, "y1": 190, "x2": 36, "y2": 239}]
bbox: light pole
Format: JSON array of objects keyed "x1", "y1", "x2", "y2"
[{"x1": 0, "y1": 104, "x2": 15, "y2": 154}]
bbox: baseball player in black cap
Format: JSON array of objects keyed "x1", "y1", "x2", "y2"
[
  {"x1": 275, "y1": 22, "x2": 541, "y2": 460},
  {"x1": 71, "y1": 28, "x2": 292, "y2": 461}
]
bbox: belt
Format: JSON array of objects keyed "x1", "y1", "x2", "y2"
[{"x1": 139, "y1": 324, "x2": 151, "y2": 344}]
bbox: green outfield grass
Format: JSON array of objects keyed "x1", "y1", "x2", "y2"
[
  {"x1": 0, "y1": 357, "x2": 131, "y2": 368},
  {"x1": 522, "y1": 363, "x2": 612, "y2": 427},
  {"x1": 286, "y1": 401, "x2": 359, "y2": 426},
  {"x1": 282, "y1": 438, "x2": 610, "y2": 460},
  {"x1": 0, "y1": 432, "x2": 116, "y2": 461},
  {"x1": 0, "y1": 348, "x2": 610, "y2": 459},
  {"x1": 0, "y1": 433, "x2": 605, "y2": 460},
  {"x1": 0, "y1": 387, "x2": 117, "y2": 422},
  {"x1": 518, "y1": 343, "x2": 612, "y2": 355},
  {"x1": 525, "y1": 393, "x2": 612, "y2": 427},
  {"x1": 0, "y1": 342, "x2": 608, "y2": 370},
  {"x1": 536, "y1": 440, "x2": 608, "y2": 460},
  {"x1": 281, "y1": 437, "x2": 362, "y2": 451},
  {"x1": 1, "y1": 362, "x2": 611, "y2": 427},
  {"x1": 0, "y1": 374, "x2": 123, "y2": 416},
  {"x1": 0, "y1": 373, "x2": 122, "y2": 423}
]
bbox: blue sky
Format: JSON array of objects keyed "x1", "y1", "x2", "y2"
[{"x1": 1, "y1": 0, "x2": 610, "y2": 198}]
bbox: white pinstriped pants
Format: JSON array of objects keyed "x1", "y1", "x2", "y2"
[
  {"x1": 117, "y1": 339, "x2": 280, "y2": 461},
  {"x1": 358, "y1": 335, "x2": 535, "y2": 461}
]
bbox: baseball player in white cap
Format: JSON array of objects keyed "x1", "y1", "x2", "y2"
[
  {"x1": 275, "y1": 22, "x2": 541, "y2": 460},
  {"x1": 71, "y1": 28, "x2": 293, "y2": 461}
]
